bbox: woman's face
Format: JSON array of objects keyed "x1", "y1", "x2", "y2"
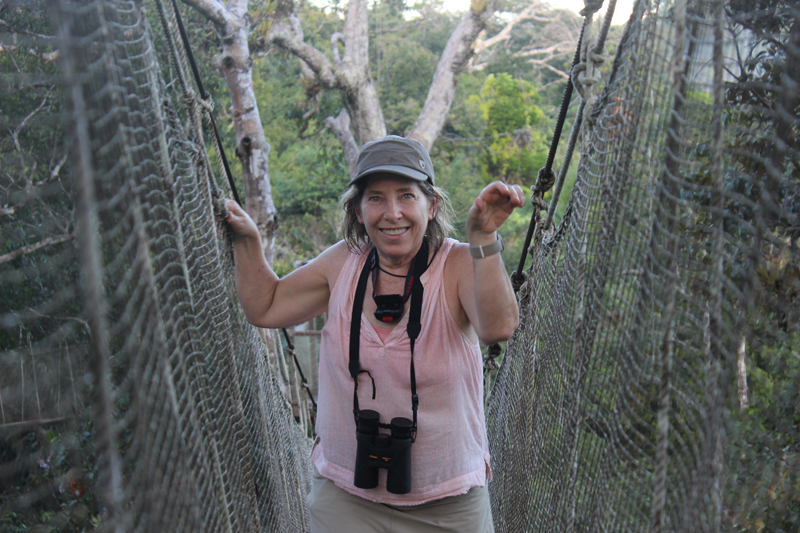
[{"x1": 356, "y1": 175, "x2": 436, "y2": 265}]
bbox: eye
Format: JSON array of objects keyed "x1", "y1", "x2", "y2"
[
  {"x1": 368, "y1": 195, "x2": 381, "y2": 202},
  {"x1": 403, "y1": 193, "x2": 415, "y2": 199}
]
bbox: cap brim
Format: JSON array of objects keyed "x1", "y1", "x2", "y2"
[{"x1": 349, "y1": 165, "x2": 430, "y2": 185}]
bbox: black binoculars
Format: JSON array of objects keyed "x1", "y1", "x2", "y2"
[{"x1": 353, "y1": 410, "x2": 413, "y2": 494}]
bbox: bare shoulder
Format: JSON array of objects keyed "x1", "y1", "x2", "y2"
[{"x1": 443, "y1": 241, "x2": 473, "y2": 277}]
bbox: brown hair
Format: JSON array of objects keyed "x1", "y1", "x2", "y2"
[{"x1": 339, "y1": 176, "x2": 455, "y2": 253}]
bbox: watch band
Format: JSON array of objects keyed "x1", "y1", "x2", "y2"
[{"x1": 469, "y1": 234, "x2": 503, "y2": 259}]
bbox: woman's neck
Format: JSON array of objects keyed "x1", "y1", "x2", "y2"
[{"x1": 374, "y1": 252, "x2": 415, "y2": 273}]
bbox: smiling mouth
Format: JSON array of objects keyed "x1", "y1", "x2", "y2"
[{"x1": 380, "y1": 228, "x2": 408, "y2": 236}]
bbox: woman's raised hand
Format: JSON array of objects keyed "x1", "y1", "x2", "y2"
[{"x1": 466, "y1": 181, "x2": 526, "y2": 238}]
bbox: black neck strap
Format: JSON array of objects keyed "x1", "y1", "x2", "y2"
[
  {"x1": 350, "y1": 239, "x2": 429, "y2": 439},
  {"x1": 371, "y1": 253, "x2": 417, "y2": 323}
]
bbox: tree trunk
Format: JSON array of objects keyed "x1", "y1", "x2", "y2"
[
  {"x1": 407, "y1": 0, "x2": 499, "y2": 150},
  {"x1": 334, "y1": 0, "x2": 386, "y2": 144},
  {"x1": 270, "y1": 0, "x2": 502, "y2": 157},
  {"x1": 182, "y1": 0, "x2": 278, "y2": 263},
  {"x1": 270, "y1": 1, "x2": 579, "y2": 160},
  {"x1": 270, "y1": 0, "x2": 386, "y2": 147}
]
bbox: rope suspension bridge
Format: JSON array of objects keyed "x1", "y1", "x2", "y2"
[{"x1": 1, "y1": 0, "x2": 798, "y2": 531}]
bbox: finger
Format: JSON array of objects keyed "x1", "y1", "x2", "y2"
[
  {"x1": 484, "y1": 183, "x2": 517, "y2": 208},
  {"x1": 226, "y1": 198, "x2": 243, "y2": 215},
  {"x1": 487, "y1": 180, "x2": 509, "y2": 199},
  {"x1": 493, "y1": 183, "x2": 523, "y2": 207},
  {"x1": 511, "y1": 184, "x2": 525, "y2": 206}
]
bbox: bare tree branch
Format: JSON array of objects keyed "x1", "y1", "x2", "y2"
[
  {"x1": 180, "y1": 0, "x2": 233, "y2": 32},
  {"x1": 0, "y1": 19, "x2": 57, "y2": 63},
  {"x1": 270, "y1": 15, "x2": 336, "y2": 86},
  {"x1": 529, "y1": 60, "x2": 571, "y2": 80},
  {"x1": 0, "y1": 44, "x2": 58, "y2": 62},
  {"x1": 1, "y1": 153, "x2": 68, "y2": 219},
  {"x1": 330, "y1": 32, "x2": 344, "y2": 64},
  {"x1": 469, "y1": 2, "x2": 581, "y2": 83},
  {"x1": 0, "y1": 233, "x2": 75, "y2": 265},
  {"x1": 474, "y1": 1, "x2": 556, "y2": 52},
  {"x1": 271, "y1": 0, "x2": 386, "y2": 144},
  {"x1": 335, "y1": 0, "x2": 385, "y2": 142},
  {"x1": 13, "y1": 90, "x2": 51, "y2": 152},
  {"x1": 0, "y1": 17, "x2": 51, "y2": 39},
  {"x1": 182, "y1": 0, "x2": 279, "y2": 262},
  {"x1": 470, "y1": 40, "x2": 573, "y2": 77},
  {"x1": 325, "y1": 110, "x2": 359, "y2": 175}
]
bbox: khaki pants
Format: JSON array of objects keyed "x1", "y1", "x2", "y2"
[{"x1": 308, "y1": 468, "x2": 494, "y2": 533}]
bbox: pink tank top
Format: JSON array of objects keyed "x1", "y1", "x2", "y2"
[{"x1": 311, "y1": 238, "x2": 490, "y2": 505}]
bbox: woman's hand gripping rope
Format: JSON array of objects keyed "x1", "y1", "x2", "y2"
[{"x1": 225, "y1": 199, "x2": 261, "y2": 243}]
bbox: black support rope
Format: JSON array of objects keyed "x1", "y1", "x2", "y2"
[
  {"x1": 511, "y1": 20, "x2": 587, "y2": 291},
  {"x1": 282, "y1": 329, "x2": 318, "y2": 410},
  {"x1": 169, "y1": 0, "x2": 241, "y2": 207},
  {"x1": 168, "y1": 0, "x2": 316, "y2": 413}
]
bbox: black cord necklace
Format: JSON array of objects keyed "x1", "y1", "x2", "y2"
[{"x1": 377, "y1": 265, "x2": 406, "y2": 278}]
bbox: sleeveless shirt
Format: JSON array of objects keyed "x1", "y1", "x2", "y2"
[{"x1": 311, "y1": 238, "x2": 491, "y2": 505}]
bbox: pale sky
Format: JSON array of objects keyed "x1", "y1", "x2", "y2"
[{"x1": 440, "y1": 0, "x2": 635, "y2": 27}]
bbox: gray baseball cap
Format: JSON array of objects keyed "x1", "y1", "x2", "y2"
[{"x1": 350, "y1": 135, "x2": 435, "y2": 186}]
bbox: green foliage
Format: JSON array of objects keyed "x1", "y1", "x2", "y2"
[
  {"x1": 377, "y1": 41, "x2": 437, "y2": 134},
  {"x1": 0, "y1": 421, "x2": 100, "y2": 531},
  {"x1": 442, "y1": 71, "x2": 488, "y2": 138},
  {"x1": 468, "y1": 73, "x2": 548, "y2": 185},
  {"x1": 718, "y1": 2, "x2": 800, "y2": 529},
  {"x1": 270, "y1": 138, "x2": 348, "y2": 275},
  {"x1": 271, "y1": 140, "x2": 349, "y2": 216},
  {"x1": 726, "y1": 332, "x2": 800, "y2": 532}
]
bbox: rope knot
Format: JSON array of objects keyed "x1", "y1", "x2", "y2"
[
  {"x1": 483, "y1": 343, "x2": 503, "y2": 372},
  {"x1": 198, "y1": 93, "x2": 215, "y2": 114},
  {"x1": 511, "y1": 269, "x2": 528, "y2": 293},
  {"x1": 572, "y1": 34, "x2": 609, "y2": 97},
  {"x1": 533, "y1": 167, "x2": 556, "y2": 195},
  {"x1": 179, "y1": 90, "x2": 196, "y2": 108},
  {"x1": 589, "y1": 48, "x2": 608, "y2": 66},
  {"x1": 572, "y1": 36, "x2": 609, "y2": 128},
  {"x1": 531, "y1": 194, "x2": 548, "y2": 212}
]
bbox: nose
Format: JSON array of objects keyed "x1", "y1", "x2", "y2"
[{"x1": 383, "y1": 198, "x2": 401, "y2": 220}]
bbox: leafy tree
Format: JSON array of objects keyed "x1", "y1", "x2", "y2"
[
  {"x1": 720, "y1": 1, "x2": 800, "y2": 530},
  {"x1": 471, "y1": 73, "x2": 547, "y2": 185}
]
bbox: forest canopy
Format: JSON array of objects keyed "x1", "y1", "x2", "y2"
[{"x1": 173, "y1": 0, "x2": 596, "y2": 275}]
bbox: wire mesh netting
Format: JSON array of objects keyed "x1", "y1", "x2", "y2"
[
  {"x1": 487, "y1": 0, "x2": 799, "y2": 531},
  {"x1": 1, "y1": 0, "x2": 311, "y2": 530},
  {"x1": 0, "y1": 0, "x2": 798, "y2": 531}
]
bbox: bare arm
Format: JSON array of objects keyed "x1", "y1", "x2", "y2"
[
  {"x1": 225, "y1": 199, "x2": 347, "y2": 329},
  {"x1": 456, "y1": 182, "x2": 525, "y2": 345}
]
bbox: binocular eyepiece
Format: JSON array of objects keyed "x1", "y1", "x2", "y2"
[{"x1": 353, "y1": 410, "x2": 413, "y2": 494}]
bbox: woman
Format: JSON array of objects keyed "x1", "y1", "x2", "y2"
[{"x1": 225, "y1": 135, "x2": 525, "y2": 532}]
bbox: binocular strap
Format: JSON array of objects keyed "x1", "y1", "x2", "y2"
[{"x1": 349, "y1": 239, "x2": 429, "y2": 441}]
